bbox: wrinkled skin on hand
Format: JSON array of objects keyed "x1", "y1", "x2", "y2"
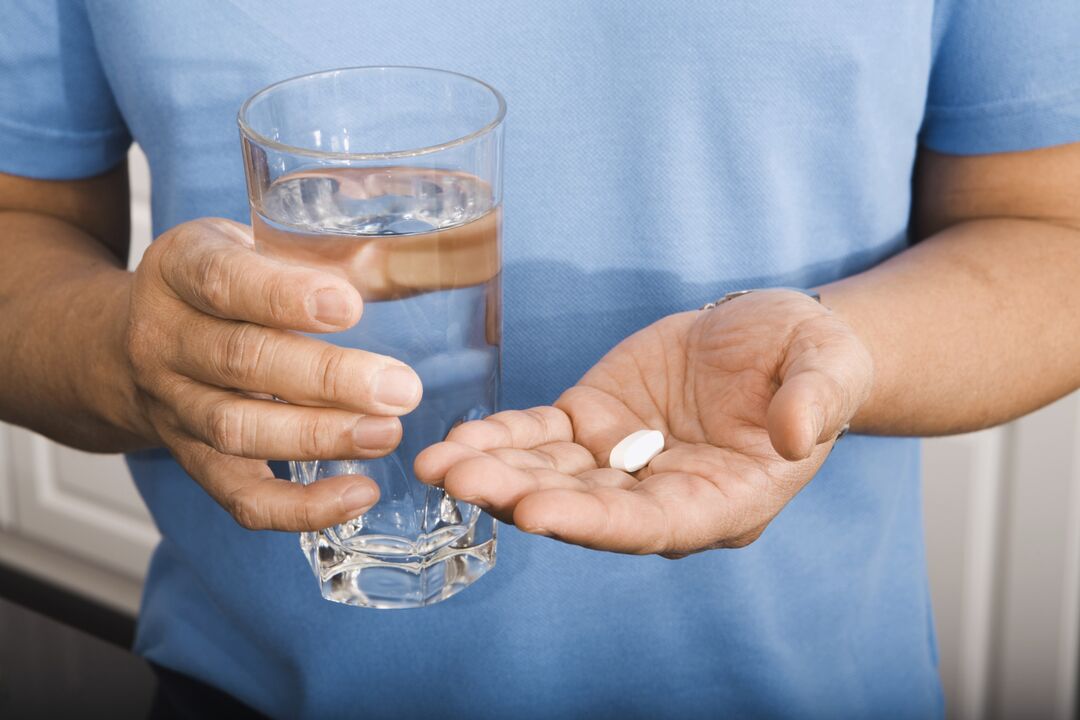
[
  {"x1": 124, "y1": 218, "x2": 423, "y2": 531},
  {"x1": 416, "y1": 290, "x2": 873, "y2": 557}
]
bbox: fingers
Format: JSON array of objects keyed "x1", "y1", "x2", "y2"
[
  {"x1": 445, "y1": 457, "x2": 586, "y2": 519},
  {"x1": 133, "y1": 218, "x2": 422, "y2": 533},
  {"x1": 767, "y1": 370, "x2": 842, "y2": 461},
  {"x1": 513, "y1": 487, "x2": 664, "y2": 552},
  {"x1": 414, "y1": 440, "x2": 487, "y2": 484},
  {"x1": 437, "y1": 454, "x2": 632, "y2": 523},
  {"x1": 172, "y1": 320, "x2": 422, "y2": 416},
  {"x1": 442, "y1": 406, "x2": 575, "y2": 451},
  {"x1": 154, "y1": 218, "x2": 363, "y2": 332},
  {"x1": 171, "y1": 436, "x2": 380, "y2": 531},
  {"x1": 415, "y1": 439, "x2": 598, "y2": 486},
  {"x1": 169, "y1": 381, "x2": 402, "y2": 460},
  {"x1": 767, "y1": 318, "x2": 874, "y2": 461},
  {"x1": 423, "y1": 440, "x2": 781, "y2": 555},
  {"x1": 414, "y1": 407, "x2": 574, "y2": 485},
  {"x1": 556, "y1": 386, "x2": 653, "y2": 465},
  {"x1": 426, "y1": 404, "x2": 631, "y2": 478},
  {"x1": 489, "y1": 442, "x2": 599, "y2": 476},
  {"x1": 513, "y1": 472, "x2": 745, "y2": 555}
]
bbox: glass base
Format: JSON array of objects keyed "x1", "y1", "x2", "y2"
[{"x1": 300, "y1": 514, "x2": 497, "y2": 609}]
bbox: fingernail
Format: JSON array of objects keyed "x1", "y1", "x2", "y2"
[
  {"x1": 375, "y1": 366, "x2": 421, "y2": 407},
  {"x1": 309, "y1": 288, "x2": 352, "y2": 325},
  {"x1": 341, "y1": 484, "x2": 376, "y2": 514}
]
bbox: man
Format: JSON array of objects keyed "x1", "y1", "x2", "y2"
[{"x1": 1, "y1": 1, "x2": 1078, "y2": 717}]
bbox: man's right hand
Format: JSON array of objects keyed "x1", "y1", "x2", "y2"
[{"x1": 123, "y1": 218, "x2": 422, "y2": 531}]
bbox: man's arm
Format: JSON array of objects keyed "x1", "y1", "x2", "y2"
[
  {"x1": 821, "y1": 142, "x2": 1080, "y2": 436},
  {"x1": 0, "y1": 165, "x2": 143, "y2": 451},
  {"x1": 0, "y1": 169, "x2": 424, "y2": 530}
]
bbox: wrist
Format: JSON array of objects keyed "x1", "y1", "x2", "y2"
[
  {"x1": 812, "y1": 279, "x2": 883, "y2": 434},
  {"x1": 76, "y1": 269, "x2": 157, "y2": 449}
]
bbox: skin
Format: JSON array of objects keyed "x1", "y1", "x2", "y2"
[
  {"x1": 415, "y1": 292, "x2": 871, "y2": 557},
  {"x1": 0, "y1": 169, "x2": 423, "y2": 531},
  {"x1": 1, "y1": 144, "x2": 1078, "y2": 547}
]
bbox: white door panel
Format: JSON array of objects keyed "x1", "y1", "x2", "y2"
[
  {"x1": 922, "y1": 392, "x2": 1080, "y2": 720},
  {"x1": 8, "y1": 426, "x2": 158, "y2": 579},
  {"x1": 989, "y1": 394, "x2": 1080, "y2": 720},
  {"x1": 127, "y1": 143, "x2": 153, "y2": 269},
  {"x1": 923, "y1": 428, "x2": 1005, "y2": 720},
  {"x1": 51, "y1": 445, "x2": 149, "y2": 517}
]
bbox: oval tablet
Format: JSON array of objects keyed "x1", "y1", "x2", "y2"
[{"x1": 608, "y1": 429, "x2": 665, "y2": 473}]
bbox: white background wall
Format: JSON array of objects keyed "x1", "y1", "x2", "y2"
[{"x1": 1, "y1": 146, "x2": 1078, "y2": 718}]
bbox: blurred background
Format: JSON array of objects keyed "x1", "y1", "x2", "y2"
[{"x1": 0, "y1": 145, "x2": 1078, "y2": 720}]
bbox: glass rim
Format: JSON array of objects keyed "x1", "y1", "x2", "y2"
[{"x1": 237, "y1": 65, "x2": 506, "y2": 161}]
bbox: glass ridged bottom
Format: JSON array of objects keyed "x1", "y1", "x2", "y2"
[
  {"x1": 294, "y1": 461, "x2": 498, "y2": 609},
  {"x1": 299, "y1": 516, "x2": 496, "y2": 609}
]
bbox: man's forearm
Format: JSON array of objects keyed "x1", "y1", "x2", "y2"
[
  {"x1": 819, "y1": 217, "x2": 1080, "y2": 436},
  {"x1": 0, "y1": 211, "x2": 147, "y2": 451}
]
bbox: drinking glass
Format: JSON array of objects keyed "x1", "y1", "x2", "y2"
[{"x1": 238, "y1": 67, "x2": 505, "y2": 609}]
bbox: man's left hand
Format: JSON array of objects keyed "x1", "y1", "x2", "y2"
[{"x1": 415, "y1": 290, "x2": 873, "y2": 557}]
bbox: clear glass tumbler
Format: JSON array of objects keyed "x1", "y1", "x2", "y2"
[{"x1": 238, "y1": 67, "x2": 505, "y2": 609}]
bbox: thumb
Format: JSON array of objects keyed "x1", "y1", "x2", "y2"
[{"x1": 766, "y1": 321, "x2": 873, "y2": 461}]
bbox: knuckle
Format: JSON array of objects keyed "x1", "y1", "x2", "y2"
[
  {"x1": 207, "y1": 399, "x2": 247, "y2": 456},
  {"x1": 264, "y1": 276, "x2": 296, "y2": 326},
  {"x1": 217, "y1": 323, "x2": 270, "y2": 386},
  {"x1": 524, "y1": 407, "x2": 552, "y2": 437},
  {"x1": 123, "y1": 325, "x2": 172, "y2": 397},
  {"x1": 297, "y1": 413, "x2": 339, "y2": 459},
  {"x1": 315, "y1": 346, "x2": 348, "y2": 403},
  {"x1": 190, "y1": 250, "x2": 234, "y2": 311},
  {"x1": 152, "y1": 223, "x2": 201, "y2": 283},
  {"x1": 296, "y1": 500, "x2": 319, "y2": 532},
  {"x1": 140, "y1": 230, "x2": 173, "y2": 270},
  {"x1": 235, "y1": 488, "x2": 317, "y2": 532},
  {"x1": 123, "y1": 317, "x2": 154, "y2": 371},
  {"x1": 227, "y1": 489, "x2": 264, "y2": 530}
]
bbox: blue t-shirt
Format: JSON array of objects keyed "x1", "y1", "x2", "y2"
[{"x1": 3, "y1": 2, "x2": 1079, "y2": 718}]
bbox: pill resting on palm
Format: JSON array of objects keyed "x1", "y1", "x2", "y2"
[{"x1": 608, "y1": 430, "x2": 666, "y2": 473}]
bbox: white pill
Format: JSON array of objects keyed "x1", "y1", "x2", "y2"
[{"x1": 608, "y1": 430, "x2": 665, "y2": 473}]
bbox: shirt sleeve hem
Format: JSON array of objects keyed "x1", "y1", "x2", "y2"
[
  {"x1": 919, "y1": 89, "x2": 1080, "y2": 156},
  {"x1": 0, "y1": 115, "x2": 132, "y2": 180}
]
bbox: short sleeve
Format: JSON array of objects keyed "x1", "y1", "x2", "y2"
[
  {"x1": 0, "y1": 0, "x2": 131, "y2": 179},
  {"x1": 920, "y1": 0, "x2": 1080, "y2": 155}
]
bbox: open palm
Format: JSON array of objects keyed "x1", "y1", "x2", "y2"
[{"x1": 415, "y1": 290, "x2": 873, "y2": 557}]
